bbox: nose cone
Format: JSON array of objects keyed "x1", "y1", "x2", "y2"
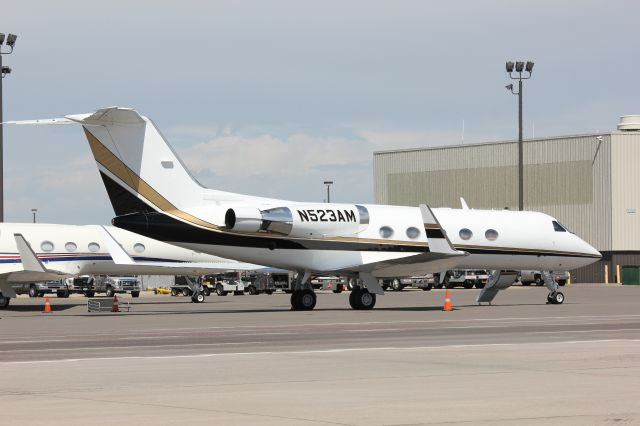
[{"x1": 579, "y1": 237, "x2": 602, "y2": 260}]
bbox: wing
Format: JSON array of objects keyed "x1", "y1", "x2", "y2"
[
  {"x1": 98, "y1": 226, "x2": 286, "y2": 274},
  {"x1": 0, "y1": 235, "x2": 72, "y2": 298},
  {"x1": 336, "y1": 204, "x2": 468, "y2": 277}
]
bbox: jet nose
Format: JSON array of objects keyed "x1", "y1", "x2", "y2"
[{"x1": 581, "y1": 238, "x2": 601, "y2": 258}]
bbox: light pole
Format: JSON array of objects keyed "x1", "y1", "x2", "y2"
[
  {"x1": 31, "y1": 208, "x2": 37, "y2": 223},
  {"x1": 505, "y1": 60, "x2": 534, "y2": 211},
  {"x1": 0, "y1": 33, "x2": 17, "y2": 223},
  {"x1": 323, "y1": 181, "x2": 333, "y2": 203}
]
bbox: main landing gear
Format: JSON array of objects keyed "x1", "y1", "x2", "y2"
[
  {"x1": 289, "y1": 272, "x2": 383, "y2": 311},
  {"x1": 290, "y1": 289, "x2": 317, "y2": 310},
  {"x1": 0, "y1": 292, "x2": 10, "y2": 309},
  {"x1": 349, "y1": 287, "x2": 376, "y2": 310},
  {"x1": 290, "y1": 272, "x2": 317, "y2": 311}
]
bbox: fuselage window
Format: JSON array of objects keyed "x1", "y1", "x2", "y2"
[
  {"x1": 552, "y1": 221, "x2": 567, "y2": 232},
  {"x1": 65, "y1": 242, "x2": 77, "y2": 252},
  {"x1": 406, "y1": 227, "x2": 421, "y2": 239},
  {"x1": 40, "y1": 241, "x2": 54, "y2": 252},
  {"x1": 485, "y1": 229, "x2": 499, "y2": 241},
  {"x1": 133, "y1": 243, "x2": 146, "y2": 253},
  {"x1": 459, "y1": 228, "x2": 473, "y2": 240},
  {"x1": 379, "y1": 226, "x2": 394, "y2": 238},
  {"x1": 88, "y1": 242, "x2": 101, "y2": 252}
]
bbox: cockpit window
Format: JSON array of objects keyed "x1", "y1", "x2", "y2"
[{"x1": 552, "y1": 221, "x2": 567, "y2": 232}]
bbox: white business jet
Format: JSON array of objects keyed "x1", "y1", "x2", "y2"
[
  {"x1": 8, "y1": 107, "x2": 601, "y2": 310},
  {"x1": 0, "y1": 222, "x2": 278, "y2": 308}
]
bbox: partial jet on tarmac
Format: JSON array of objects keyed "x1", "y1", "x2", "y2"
[
  {"x1": 8, "y1": 107, "x2": 601, "y2": 310},
  {"x1": 0, "y1": 223, "x2": 278, "y2": 308}
]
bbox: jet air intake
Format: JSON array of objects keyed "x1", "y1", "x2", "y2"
[{"x1": 224, "y1": 204, "x2": 369, "y2": 238}]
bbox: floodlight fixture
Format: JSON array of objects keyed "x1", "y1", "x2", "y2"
[
  {"x1": 324, "y1": 180, "x2": 334, "y2": 203},
  {"x1": 5, "y1": 34, "x2": 16, "y2": 48},
  {"x1": 1, "y1": 66, "x2": 10, "y2": 77},
  {"x1": 506, "y1": 61, "x2": 514, "y2": 73},
  {"x1": 515, "y1": 61, "x2": 524, "y2": 72},
  {"x1": 0, "y1": 34, "x2": 4, "y2": 45},
  {"x1": 505, "y1": 84, "x2": 513, "y2": 91},
  {"x1": 525, "y1": 61, "x2": 534, "y2": 73}
]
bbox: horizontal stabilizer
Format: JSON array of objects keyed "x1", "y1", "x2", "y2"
[{"x1": 3, "y1": 118, "x2": 73, "y2": 125}]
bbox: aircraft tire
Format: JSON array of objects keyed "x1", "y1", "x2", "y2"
[
  {"x1": 191, "y1": 293, "x2": 205, "y2": 303},
  {"x1": 391, "y1": 279, "x2": 403, "y2": 291},
  {"x1": 290, "y1": 291, "x2": 300, "y2": 309},
  {"x1": 349, "y1": 288, "x2": 361, "y2": 309},
  {"x1": 548, "y1": 291, "x2": 564, "y2": 304},
  {"x1": 358, "y1": 289, "x2": 376, "y2": 310},
  {"x1": 299, "y1": 289, "x2": 316, "y2": 310}
]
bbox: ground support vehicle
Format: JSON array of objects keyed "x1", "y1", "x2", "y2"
[
  {"x1": 434, "y1": 270, "x2": 488, "y2": 289},
  {"x1": 172, "y1": 276, "x2": 211, "y2": 297},
  {"x1": 245, "y1": 275, "x2": 276, "y2": 295},
  {"x1": 311, "y1": 276, "x2": 346, "y2": 293},
  {"x1": 519, "y1": 270, "x2": 568, "y2": 286},
  {"x1": 65, "y1": 276, "x2": 96, "y2": 297},
  {"x1": 271, "y1": 272, "x2": 295, "y2": 293},
  {"x1": 214, "y1": 279, "x2": 247, "y2": 296},
  {"x1": 93, "y1": 275, "x2": 141, "y2": 297},
  {"x1": 11, "y1": 280, "x2": 70, "y2": 298},
  {"x1": 381, "y1": 275, "x2": 434, "y2": 291}
]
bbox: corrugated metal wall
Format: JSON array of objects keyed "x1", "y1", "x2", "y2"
[
  {"x1": 611, "y1": 133, "x2": 640, "y2": 250},
  {"x1": 373, "y1": 134, "x2": 613, "y2": 250}
]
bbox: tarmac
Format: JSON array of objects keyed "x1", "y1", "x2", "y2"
[{"x1": 1, "y1": 285, "x2": 639, "y2": 425}]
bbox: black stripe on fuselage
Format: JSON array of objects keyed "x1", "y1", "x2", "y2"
[{"x1": 112, "y1": 211, "x2": 428, "y2": 253}]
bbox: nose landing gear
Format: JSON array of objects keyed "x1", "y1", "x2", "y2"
[
  {"x1": 547, "y1": 291, "x2": 565, "y2": 304},
  {"x1": 542, "y1": 271, "x2": 564, "y2": 305}
]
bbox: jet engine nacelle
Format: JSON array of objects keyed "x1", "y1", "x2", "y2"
[{"x1": 224, "y1": 204, "x2": 370, "y2": 238}]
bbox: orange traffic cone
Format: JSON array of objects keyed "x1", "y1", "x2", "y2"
[
  {"x1": 43, "y1": 296, "x2": 52, "y2": 313},
  {"x1": 443, "y1": 288, "x2": 453, "y2": 311},
  {"x1": 111, "y1": 294, "x2": 120, "y2": 313}
]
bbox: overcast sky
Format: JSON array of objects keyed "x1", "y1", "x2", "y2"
[{"x1": 2, "y1": 0, "x2": 639, "y2": 224}]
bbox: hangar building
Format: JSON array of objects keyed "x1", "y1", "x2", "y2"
[{"x1": 373, "y1": 116, "x2": 640, "y2": 283}]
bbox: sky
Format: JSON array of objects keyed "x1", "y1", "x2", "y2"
[{"x1": 1, "y1": 0, "x2": 639, "y2": 225}]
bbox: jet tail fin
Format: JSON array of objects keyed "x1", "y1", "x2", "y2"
[{"x1": 64, "y1": 107, "x2": 204, "y2": 217}]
